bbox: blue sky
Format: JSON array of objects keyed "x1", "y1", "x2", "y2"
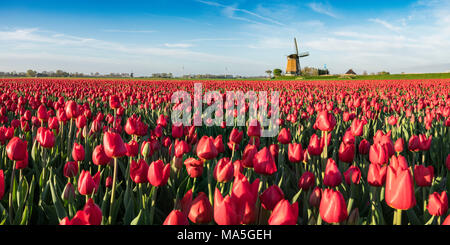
[{"x1": 1, "y1": 0, "x2": 449, "y2": 76}]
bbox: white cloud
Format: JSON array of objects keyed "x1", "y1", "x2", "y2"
[
  {"x1": 307, "y1": 2, "x2": 338, "y2": 18},
  {"x1": 368, "y1": 18, "x2": 402, "y2": 32},
  {"x1": 163, "y1": 43, "x2": 193, "y2": 48},
  {"x1": 102, "y1": 29, "x2": 156, "y2": 33}
]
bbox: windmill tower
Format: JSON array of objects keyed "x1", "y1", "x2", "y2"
[{"x1": 286, "y1": 38, "x2": 309, "y2": 76}]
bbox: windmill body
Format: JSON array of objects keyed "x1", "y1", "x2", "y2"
[{"x1": 286, "y1": 38, "x2": 309, "y2": 76}]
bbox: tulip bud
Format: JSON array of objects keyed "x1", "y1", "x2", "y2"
[
  {"x1": 62, "y1": 182, "x2": 75, "y2": 202},
  {"x1": 309, "y1": 187, "x2": 322, "y2": 207}
]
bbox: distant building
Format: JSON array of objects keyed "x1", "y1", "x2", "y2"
[{"x1": 345, "y1": 69, "x2": 356, "y2": 75}]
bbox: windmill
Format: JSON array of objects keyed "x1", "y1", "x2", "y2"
[{"x1": 286, "y1": 38, "x2": 309, "y2": 76}]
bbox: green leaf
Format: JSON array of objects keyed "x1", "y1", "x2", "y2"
[
  {"x1": 130, "y1": 210, "x2": 143, "y2": 225},
  {"x1": 291, "y1": 189, "x2": 303, "y2": 204},
  {"x1": 49, "y1": 175, "x2": 67, "y2": 222}
]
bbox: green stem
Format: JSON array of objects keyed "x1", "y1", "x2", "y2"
[
  {"x1": 108, "y1": 157, "x2": 118, "y2": 225},
  {"x1": 206, "y1": 161, "x2": 213, "y2": 205},
  {"x1": 394, "y1": 209, "x2": 402, "y2": 225},
  {"x1": 9, "y1": 161, "x2": 16, "y2": 224},
  {"x1": 149, "y1": 186, "x2": 158, "y2": 225}
]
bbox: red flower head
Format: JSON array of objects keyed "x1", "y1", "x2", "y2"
[
  {"x1": 268, "y1": 199, "x2": 298, "y2": 225},
  {"x1": 147, "y1": 160, "x2": 170, "y2": 187},
  {"x1": 103, "y1": 131, "x2": 127, "y2": 158},
  {"x1": 320, "y1": 188, "x2": 348, "y2": 224},
  {"x1": 323, "y1": 158, "x2": 342, "y2": 187},
  {"x1": 259, "y1": 185, "x2": 284, "y2": 211},
  {"x1": 288, "y1": 143, "x2": 304, "y2": 163},
  {"x1": 130, "y1": 159, "x2": 149, "y2": 184},
  {"x1": 196, "y1": 136, "x2": 218, "y2": 160},
  {"x1": 252, "y1": 147, "x2": 277, "y2": 175},
  {"x1": 92, "y1": 144, "x2": 112, "y2": 166}
]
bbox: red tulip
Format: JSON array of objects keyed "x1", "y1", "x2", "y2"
[
  {"x1": 157, "y1": 115, "x2": 168, "y2": 128},
  {"x1": 213, "y1": 135, "x2": 225, "y2": 154},
  {"x1": 172, "y1": 124, "x2": 184, "y2": 139},
  {"x1": 92, "y1": 144, "x2": 112, "y2": 166},
  {"x1": 242, "y1": 144, "x2": 257, "y2": 168},
  {"x1": 269, "y1": 144, "x2": 279, "y2": 158},
  {"x1": 72, "y1": 142, "x2": 85, "y2": 162},
  {"x1": 309, "y1": 187, "x2": 322, "y2": 207},
  {"x1": 288, "y1": 143, "x2": 303, "y2": 163},
  {"x1": 37, "y1": 104, "x2": 48, "y2": 122},
  {"x1": 231, "y1": 173, "x2": 259, "y2": 224},
  {"x1": 196, "y1": 136, "x2": 218, "y2": 160},
  {"x1": 268, "y1": 199, "x2": 298, "y2": 225},
  {"x1": 344, "y1": 165, "x2": 361, "y2": 185},
  {"x1": 247, "y1": 119, "x2": 261, "y2": 137},
  {"x1": 369, "y1": 143, "x2": 388, "y2": 165},
  {"x1": 367, "y1": 163, "x2": 387, "y2": 187},
  {"x1": 338, "y1": 141, "x2": 355, "y2": 163},
  {"x1": 323, "y1": 158, "x2": 342, "y2": 187},
  {"x1": 259, "y1": 185, "x2": 284, "y2": 211},
  {"x1": 252, "y1": 147, "x2": 277, "y2": 175},
  {"x1": 298, "y1": 171, "x2": 315, "y2": 190},
  {"x1": 427, "y1": 192, "x2": 448, "y2": 216},
  {"x1": 350, "y1": 118, "x2": 364, "y2": 136},
  {"x1": 213, "y1": 157, "x2": 234, "y2": 183},
  {"x1": 358, "y1": 139, "x2": 370, "y2": 155},
  {"x1": 148, "y1": 160, "x2": 170, "y2": 186},
  {"x1": 307, "y1": 134, "x2": 323, "y2": 156},
  {"x1": 125, "y1": 140, "x2": 139, "y2": 157},
  {"x1": 408, "y1": 135, "x2": 420, "y2": 152},
  {"x1": 65, "y1": 100, "x2": 79, "y2": 119},
  {"x1": 446, "y1": 154, "x2": 450, "y2": 171},
  {"x1": 314, "y1": 110, "x2": 336, "y2": 132},
  {"x1": 385, "y1": 155, "x2": 416, "y2": 210},
  {"x1": 109, "y1": 95, "x2": 121, "y2": 109},
  {"x1": 320, "y1": 188, "x2": 348, "y2": 223},
  {"x1": 64, "y1": 161, "x2": 78, "y2": 178},
  {"x1": 414, "y1": 165, "x2": 434, "y2": 187},
  {"x1": 229, "y1": 128, "x2": 243, "y2": 145},
  {"x1": 277, "y1": 128, "x2": 292, "y2": 144},
  {"x1": 6, "y1": 137, "x2": 27, "y2": 161},
  {"x1": 174, "y1": 140, "x2": 190, "y2": 158},
  {"x1": 214, "y1": 188, "x2": 240, "y2": 225},
  {"x1": 418, "y1": 134, "x2": 432, "y2": 151},
  {"x1": 124, "y1": 116, "x2": 138, "y2": 136},
  {"x1": 37, "y1": 127, "x2": 55, "y2": 148},
  {"x1": 76, "y1": 115, "x2": 87, "y2": 129},
  {"x1": 163, "y1": 210, "x2": 189, "y2": 225},
  {"x1": 130, "y1": 159, "x2": 149, "y2": 184},
  {"x1": 0, "y1": 170, "x2": 4, "y2": 200},
  {"x1": 78, "y1": 170, "x2": 100, "y2": 195},
  {"x1": 103, "y1": 131, "x2": 127, "y2": 158},
  {"x1": 188, "y1": 192, "x2": 213, "y2": 224},
  {"x1": 83, "y1": 198, "x2": 102, "y2": 225},
  {"x1": 394, "y1": 138, "x2": 404, "y2": 153},
  {"x1": 184, "y1": 158, "x2": 204, "y2": 178}
]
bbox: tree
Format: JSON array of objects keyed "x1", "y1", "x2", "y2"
[
  {"x1": 265, "y1": 70, "x2": 272, "y2": 78},
  {"x1": 273, "y1": 68, "x2": 282, "y2": 77},
  {"x1": 26, "y1": 69, "x2": 37, "y2": 77}
]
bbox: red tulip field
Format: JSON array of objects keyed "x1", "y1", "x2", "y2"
[{"x1": 1, "y1": 77, "x2": 450, "y2": 225}]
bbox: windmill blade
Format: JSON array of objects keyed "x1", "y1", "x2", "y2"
[
  {"x1": 299, "y1": 52, "x2": 309, "y2": 57},
  {"x1": 294, "y1": 38, "x2": 299, "y2": 56}
]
